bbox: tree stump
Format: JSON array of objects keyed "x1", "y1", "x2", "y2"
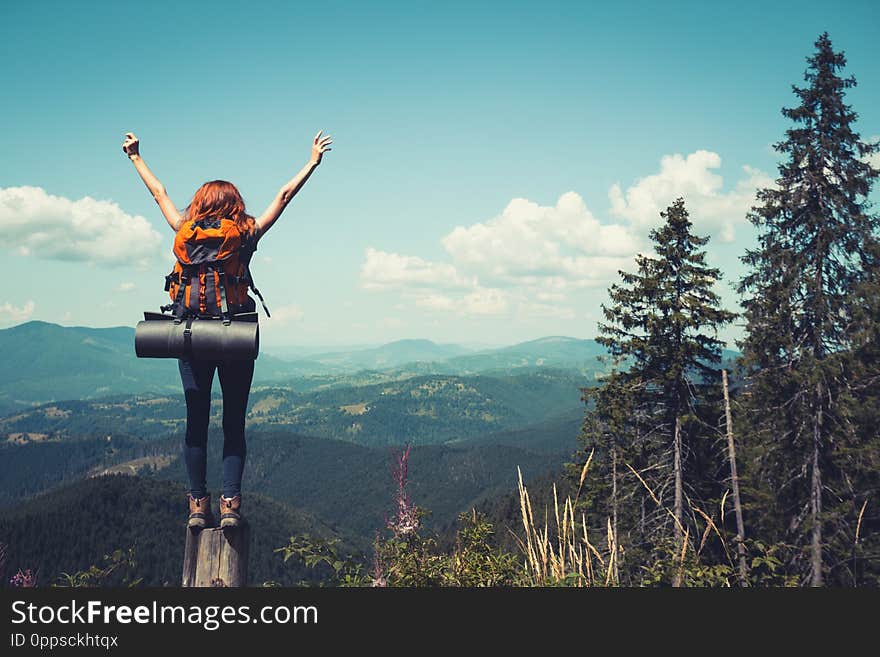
[{"x1": 182, "y1": 522, "x2": 251, "y2": 587}]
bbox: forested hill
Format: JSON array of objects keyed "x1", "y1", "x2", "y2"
[
  {"x1": 0, "y1": 321, "x2": 299, "y2": 411},
  {"x1": 0, "y1": 321, "x2": 633, "y2": 414},
  {"x1": 1, "y1": 370, "x2": 588, "y2": 447},
  {"x1": 0, "y1": 474, "x2": 355, "y2": 587},
  {"x1": 0, "y1": 425, "x2": 567, "y2": 540}
]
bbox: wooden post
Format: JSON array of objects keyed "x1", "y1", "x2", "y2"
[{"x1": 182, "y1": 522, "x2": 251, "y2": 587}]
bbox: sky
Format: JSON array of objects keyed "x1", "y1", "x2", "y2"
[{"x1": 1, "y1": 0, "x2": 878, "y2": 348}]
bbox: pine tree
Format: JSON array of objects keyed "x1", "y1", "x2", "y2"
[
  {"x1": 579, "y1": 197, "x2": 735, "y2": 583},
  {"x1": 737, "y1": 33, "x2": 879, "y2": 586},
  {"x1": 571, "y1": 370, "x2": 641, "y2": 584}
]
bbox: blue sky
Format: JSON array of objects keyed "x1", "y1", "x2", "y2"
[{"x1": 1, "y1": 0, "x2": 878, "y2": 348}]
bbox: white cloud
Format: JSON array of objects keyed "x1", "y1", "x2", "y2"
[
  {"x1": 115, "y1": 282, "x2": 136, "y2": 292},
  {"x1": 270, "y1": 303, "x2": 304, "y2": 325},
  {"x1": 461, "y1": 287, "x2": 509, "y2": 316},
  {"x1": 360, "y1": 192, "x2": 637, "y2": 317},
  {"x1": 609, "y1": 150, "x2": 772, "y2": 242},
  {"x1": 412, "y1": 288, "x2": 510, "y2": 317},
  {"x1": 360, "y1": 247, "x2": 476, "y2": 291},
  {"x1": 360, "y1": 149, "x2": 770, "y2": 319},
  {"x1": 0, "y1": 186, "x2": 163, "y2": 267},
  {"x1": 0, "y1": 300, "x2": 35, "y2": 325},
  {"x1": 415, "y1": 288, "x2": 575, "y2": 319},
  {"x1": 442, "y1": 192, "x2": 638, "y2": 287}
]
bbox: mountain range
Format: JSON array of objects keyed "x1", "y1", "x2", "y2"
[
  {"x1": 0, "y1": 321, "x2": 618, "y2": 413},
  {"x1": 0, "y1": 321, "x2": 739, "y2": 409}
]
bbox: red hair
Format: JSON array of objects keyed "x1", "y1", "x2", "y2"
[{"x1": 183, "y1": 180, "x2": 256, "y2": 239}]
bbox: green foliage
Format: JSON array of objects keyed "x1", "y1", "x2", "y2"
[
  {"x1": 282, "y1": 509, "x2": 527, "y2": 587},
  {"x1": 275, "y1": 535, "x2": 370, "y2": 586},
  {"x1": 638, "y1": 538, "x2": 735, "y2": 588},
  {"x1": 55, "y1": 547, "x2": 142, "y2": 588},
  {"x1": 745, "y1": 541, "x2": 800, "y2": 587},
  {"x1": 442, "y1": 510, "x2": 526, "y2": 587},
  {"x1": 371, "y1": 506, "x2": 446, "y2": 587},
  {"x1": 736, "y1": 32, "x2": 880, "y2": 586}
]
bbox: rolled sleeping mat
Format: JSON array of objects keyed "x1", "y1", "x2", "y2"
[{"x1": 135, "y1": 312, "x2": 259, "y2": 360}]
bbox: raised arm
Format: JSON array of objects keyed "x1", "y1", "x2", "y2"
[
  {"x1": 122, "y1": 132, "x2": 183, "y2": 231},
  {"x1": 255, "y1": 130, "x2": 333, "y2": 238}
]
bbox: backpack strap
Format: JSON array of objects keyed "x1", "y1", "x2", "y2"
[
  {"x1": 161, "y1": 266, "x2": 197, "y2": 321},
  {"x1": 216, "y1": 267, "x2": 232, "y2": 325},
  {"x1": 245, "y1": 265, "x2": 271, "y2": 317},
  {"x1": 186, "y1": 264, "x2": 203, "y2": 317},
  {"x1": 239, "y1": 232, "x2": 270, "y2": 317},
  {"x1": 228, "y1": 267, "x2": 271, "y2": 317}
]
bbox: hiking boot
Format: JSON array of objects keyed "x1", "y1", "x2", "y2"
[
  {"x1": 220, "y1": 495, "x2": 242, "y2": 529},
  {"x1": 187, "y1": 493, "x2": 212, "y2": 530}
]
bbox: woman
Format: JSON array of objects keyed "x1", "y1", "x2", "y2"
[{"x1": 123, "y1": 130, "x2": 332, "y2": 529}]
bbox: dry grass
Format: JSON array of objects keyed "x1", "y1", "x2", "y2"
[
  {"x1": 512, "y1": 454, "x2": 740, "y2": 587},
  {"x1": 514, "y1": 464, "x2": 617, "y2": 587},
  {"x1": 855, "y1": 499, "x2": 868, "y2": 545}
]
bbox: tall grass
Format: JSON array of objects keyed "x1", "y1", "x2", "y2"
[
  {"x1": 514, "y1": 456, "x2": 619, "y2": 586},
  {"x1": 514, "y1": 451, "x2": 742, "y2": 587}
]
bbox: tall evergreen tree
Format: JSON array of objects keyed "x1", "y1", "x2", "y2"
[
  {"x1": 572, "y1": 369, "x2": 642, "y2": 584},
  {"x1": 737, "y1": 33, "x2": 879, "y2": 586},
  {"x1": 576, "y1": 197, "x2": 735, "y2": 583}
]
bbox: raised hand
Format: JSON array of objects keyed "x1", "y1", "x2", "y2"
[
  {"x1": 310, "y1": 130, "x2": 333, "y2": 166},
  {"x1": 122, "y1": 132, "x2": 140, "y2": 158}
]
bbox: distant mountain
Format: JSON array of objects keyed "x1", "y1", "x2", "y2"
[
  {"x1": 0, "y1": 321, "x2": 318, "y2": 413},
  {"x1": 436, "y1": 336, "x2": 608, "y2": 375},
  {"x1": 0, "y1": 321, "x2": 178, "y2": 412},
  {"x1": 0, "y1": 474, "x2": 355, "y2": 586},
  {"x1": 0, "y1": 321, "x2": 739, "y2": 413},
  {"x1": 269, "y1": 339, "x2": 741, "y2": 379},
  {"x1": 1, "y1": 369, "x2": 588, "y2": 447},
  {"x1": 272, "y1": 338, "x2": 474, "y2": 374},
  {"x1": 267, "y1": 336, "x2": 611, "y2": 378},
  {"x1": 263, "y1": 342, "x2": 377, "y2": 360}
]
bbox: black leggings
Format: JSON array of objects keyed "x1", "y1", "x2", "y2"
[{"x1": 178, "y1": 358, "x2": 255, "y2": 499}]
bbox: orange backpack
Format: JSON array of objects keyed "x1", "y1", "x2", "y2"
[{"x1": 162, "y1": 216, "x2": 270, "y2": 320}]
